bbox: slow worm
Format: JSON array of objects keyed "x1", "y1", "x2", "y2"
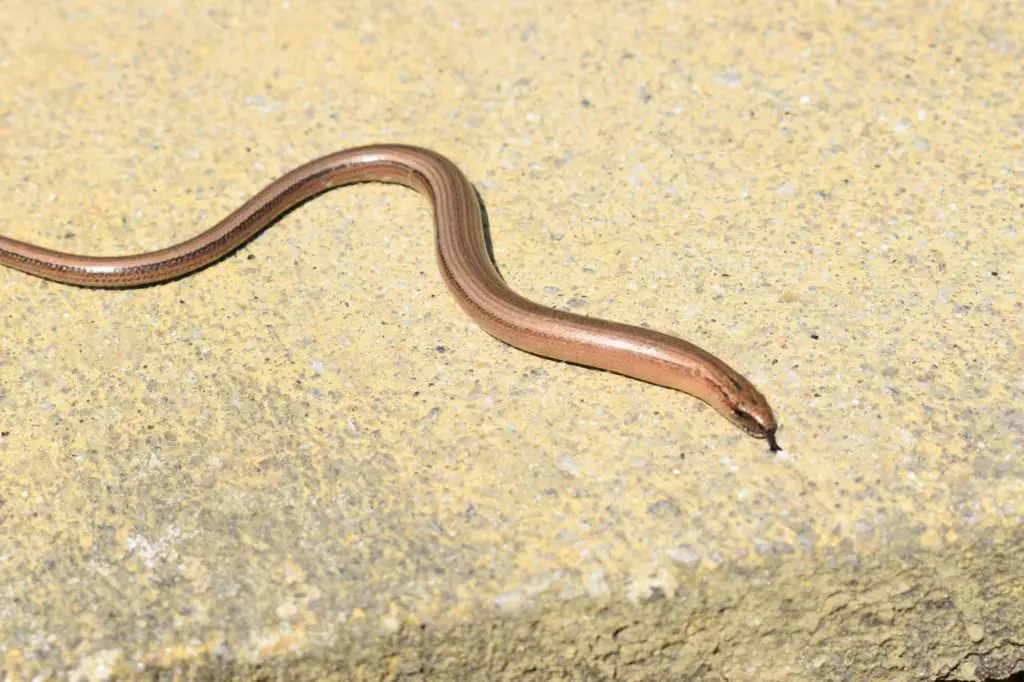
[{"x1": 0, "y1": 144, "x2": 779, "y2": 449}]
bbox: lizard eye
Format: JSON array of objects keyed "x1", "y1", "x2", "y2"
[{"x1": 730, "y1": 407, "x2": 761, "y2": 435}]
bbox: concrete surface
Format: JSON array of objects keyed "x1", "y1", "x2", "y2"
[{"x1": 1, "y1": 0, "x2": 1021, "y2": 680}]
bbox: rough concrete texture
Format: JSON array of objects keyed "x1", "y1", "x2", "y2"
[{"x1": 1, "y1": 0, "x2": 1021, "y2": 680}]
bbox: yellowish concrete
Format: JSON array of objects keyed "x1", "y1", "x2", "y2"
[{"x1": 1, "y1": 0, "x2": 1021, "y2": 679}]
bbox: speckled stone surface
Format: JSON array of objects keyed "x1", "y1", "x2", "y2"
[{"x1": 1, "y1": 0, "x2": 1021, "y2": 680}]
